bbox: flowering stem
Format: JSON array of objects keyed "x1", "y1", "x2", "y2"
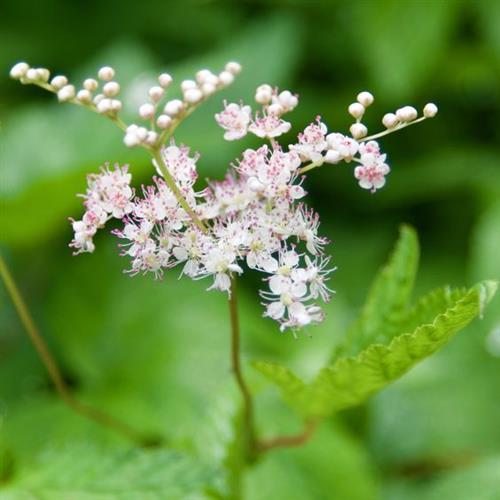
[
  {"x1": 151, "y1": 149, "x2": 208, "y2": 233},
  {"x1": 0, "y1": 254, "x2": 163, "y2": 448},
  {"x1": 359, "y1": 116, "x2": 428, "y2": 142},
  {"x1": 228, "y1": 276, "x2": 258, "y2": 461},
  {"x1": 298, "y1": 160, "x2": 324, "y2": 175},
  {"x1": 258, "y1": 419, "x2": 319, "y2": 453}
]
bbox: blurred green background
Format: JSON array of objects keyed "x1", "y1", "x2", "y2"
[{"x1": 1, "y1": 0, "x2": 500, "y2": 498}]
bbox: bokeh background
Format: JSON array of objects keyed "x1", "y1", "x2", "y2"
[{"x1": 1, "y1": 0, "x2": 500, "y2": 498}]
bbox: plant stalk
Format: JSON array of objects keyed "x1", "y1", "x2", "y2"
[
  {"x1": 258, "y1": 419, "x2": 319, "y2": 452},
  {"x1": 151, "y1": 149, "x2": 208, "y2": 233},
  {"x1": 228, "y1": 276, "x2": 258, "y2": 461},
  {"x1": 0, "y1": 254, "x2": 162, "y2": 448}
]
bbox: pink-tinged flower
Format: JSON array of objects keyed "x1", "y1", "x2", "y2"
[
  {"x1": 249, "y1": 113, "x2": 291, "y2": 139},
  {"x1": 215, "y1": 102, "x2": 252, "y2": 141},
  {"x1": 156, "y1": 143, "x2": 199, "y2": 186},
  {"x1": 354, "y1": 154, "x2": 390, "y2": 193},
  {"x1": 290, "y1": 118, "x2": 328, "y2": 162},
  {"x1": 69, "y1": 164, "x2": 134, "y2": 254},
  {"x1": 326, "y1": 133, "x2": 359, "y2": 161}
]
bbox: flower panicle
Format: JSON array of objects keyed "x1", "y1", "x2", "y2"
[{"x1": 11, "y1": 60, "x2": 437, "y2": 333}]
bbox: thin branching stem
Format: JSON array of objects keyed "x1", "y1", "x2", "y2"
[
  {"x1": 228, "y1": 276, "x2": 258, "y2": 460},
  {"x1": 151, "y1": 149, "x2": 208, "y2": 233},
  {"x1": 0, "y1": 253, "x2": 162, "y2": 448},
  {"x1": 258, "y1": 419, "x2": 319, "y2": 453}
]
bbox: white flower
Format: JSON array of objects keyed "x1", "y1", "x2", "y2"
[
  {"x1": 204, "y1": 247, "x2": 243, "y2": 293},
  {"x1": 215, "y1": 102, "x2": 252, "y2": 141},
  {"x1": 249, "y1": 114, "x2": 291, "y2": 139},
  {"x1": 326, "y1": 133, "x2": 359, "y2": 161},
  {"x1": 354, "y1": 150, "x2": 390, "y2": 193},
  {"x1": 290, "y1": 119, "x2": 328, "y2": 162}
]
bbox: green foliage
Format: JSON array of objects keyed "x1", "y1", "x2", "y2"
[
  {"x1": 3, "y1": 446, "x2": 219, "y2": 499},
  {"x1": 339, "y1": 225, "x2": 419, "y2": 357},
  {"x1": 2, "y1": 0, "x2": 500, "y2": 497},
  {"x1": 254, "y1": 228, "x2": 498, "y2": 419}
]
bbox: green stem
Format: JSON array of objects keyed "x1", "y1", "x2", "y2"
[
  {"x1": 0, "y1": 254, "x2": 162, "y2": 448},
  {"x1": 228, "y1": 276, "x2": 258, "y2": 461},
  {"x1": 151, "y1": 149, "x2": 208, "y2": 233}
]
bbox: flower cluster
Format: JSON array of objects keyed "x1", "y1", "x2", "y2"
[{"x1": 11, "y1": 60, "x2": 437, "y2": 333}]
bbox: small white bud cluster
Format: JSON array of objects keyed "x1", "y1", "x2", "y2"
[
  {"x1": 92, "y1": 66, "x2": 122, "y2": 115},
  {"x1": 123, "y1": 61, "x2": 242, "y2": 148},
  {"x1": 346, "y1": 91, "x2": 374, "y2": 140},
  {"x1": 10, "y1": 61, "x2": 124, "y2": 115},
  {"x1": 10, "y1": 62, "x2": 50, "y2": 84},
  {"x1": 382, "y1": 102, "x2": 438, "y2": 130},
  {"x1": 254, "y1": 84, "x2": 299, "y2": 116}
]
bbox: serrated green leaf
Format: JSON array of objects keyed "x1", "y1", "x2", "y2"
[
  {"x1": 338, "y1": 225, "x2": 419, "y2": 358},
  {"x1": 254, "y1": 281, "x2": 497, "y2": 419},
  {"x1": 251, "y1": 361, "x2": 307, "y2": 411},
  {"x1": 305, "y1": 281, "x2": 498, "y2": 418},
  {"x1": 3, "y1": 445, "x2": 219, "y2": 500}
]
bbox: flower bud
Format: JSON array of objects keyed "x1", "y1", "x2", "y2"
[
  {"x1": 97, "y1": 66, "x2": 115, "y2": 81},
  {"x1": 51, "y1": 75, "x2": 68, "y2": 89},
  {"x1": 110, "y1": 99, "x2": 122, "y2": 112},
  {"x1": 219, "y1": 71, "x2": 234, "y2": 85},
  {"x1": 158, "y1": 73, "x2": 172, "y2": 88},
  {"x1": 37, "y1": 68, "x2": 50, "y2": 82},
  {"x1": 156, "y1": 114, "x2": 172, "y2": 129},
  {"x1": 83, "y1": 78, "x2": 98, "y2": 91},
  {"x1": 423, "y1": 102, "x2": 438, "y2": 118},
  {"x1": 267, "y1": 103, "x2": 283, "y2": 116},
  {"x1": 357, "y1": 91, "x2": 374, "y2": 107},
  {"x1": 255, "y1": 88, "x2": 272, "y2": 105},
  {"x1": 123, "y1": 130, "x2": 140, "y2": 147},
  {"x1": 146, "y1": 131, "x2": 159, "y2": 146},
  {"x1": 184, "y1": 88, "x2": 203, "y2": 104},
  {"x1": 139, "y1": 103, "x2": 155, "y2": 120},
  {"x1": 198, "y1": 71, "x2": 219, "y2": 86},
  {"x1": 350, "y1": 123, "x2": 368, "y2": 139},
  {"x1": 26, "y1": 68, "x2": 40, "y2": 81},
  {"x1": 164, "y1": 99, "x2": 184, "y2": 116},
  {"x1": 396, "y1": 106, "x2": 418, "y2": 122},
  {"x1": 181, "y1": 79, "x2": 197, "y2": 92},
  {"x1": 103, "y1": 81, "x2": 120, "y2": 97},
  {"x1": 382, "y1": 113, "x2": 398, "y2": 129},
  {"x1": 148, "y1": 86, "x2": 164, "y2": 102},
  {"x1": 97, "y1": 98, "x2": 112, "y2": 114},
  {"x1": 57, "y1": 84, "x2": 75, "y2": 102},
  {"x1": 225, "y1": 61, "x2": 242, "y2": 75},
  {"x1": 10, "y1": 62, "x2": 29, "y2": 79},
  {"x1": 201, "y1": 82, "x2": 216, "y2": 96},
  {"x1": 348, "y1": 102, "x2": 365, "y2": 119},
  {"x1": 76, "y1": 89, "x2": 92, "y2": 104}
]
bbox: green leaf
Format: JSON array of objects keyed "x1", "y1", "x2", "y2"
[
  {"x1": 3, "y1": 445, "x2": 219, "y2": 499},
  {"x1": 306, "y1": 280, "x2": 497, "y2": 418},
  {"x1": 251, "y1": 361, "x2": 308, "y2": 411},
  {"x1": 339, "y1": 225, "x2": 419, "y2": 358},
  {"x1": 254, "y1": 281, "x2": 497, "y2": 419}
]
